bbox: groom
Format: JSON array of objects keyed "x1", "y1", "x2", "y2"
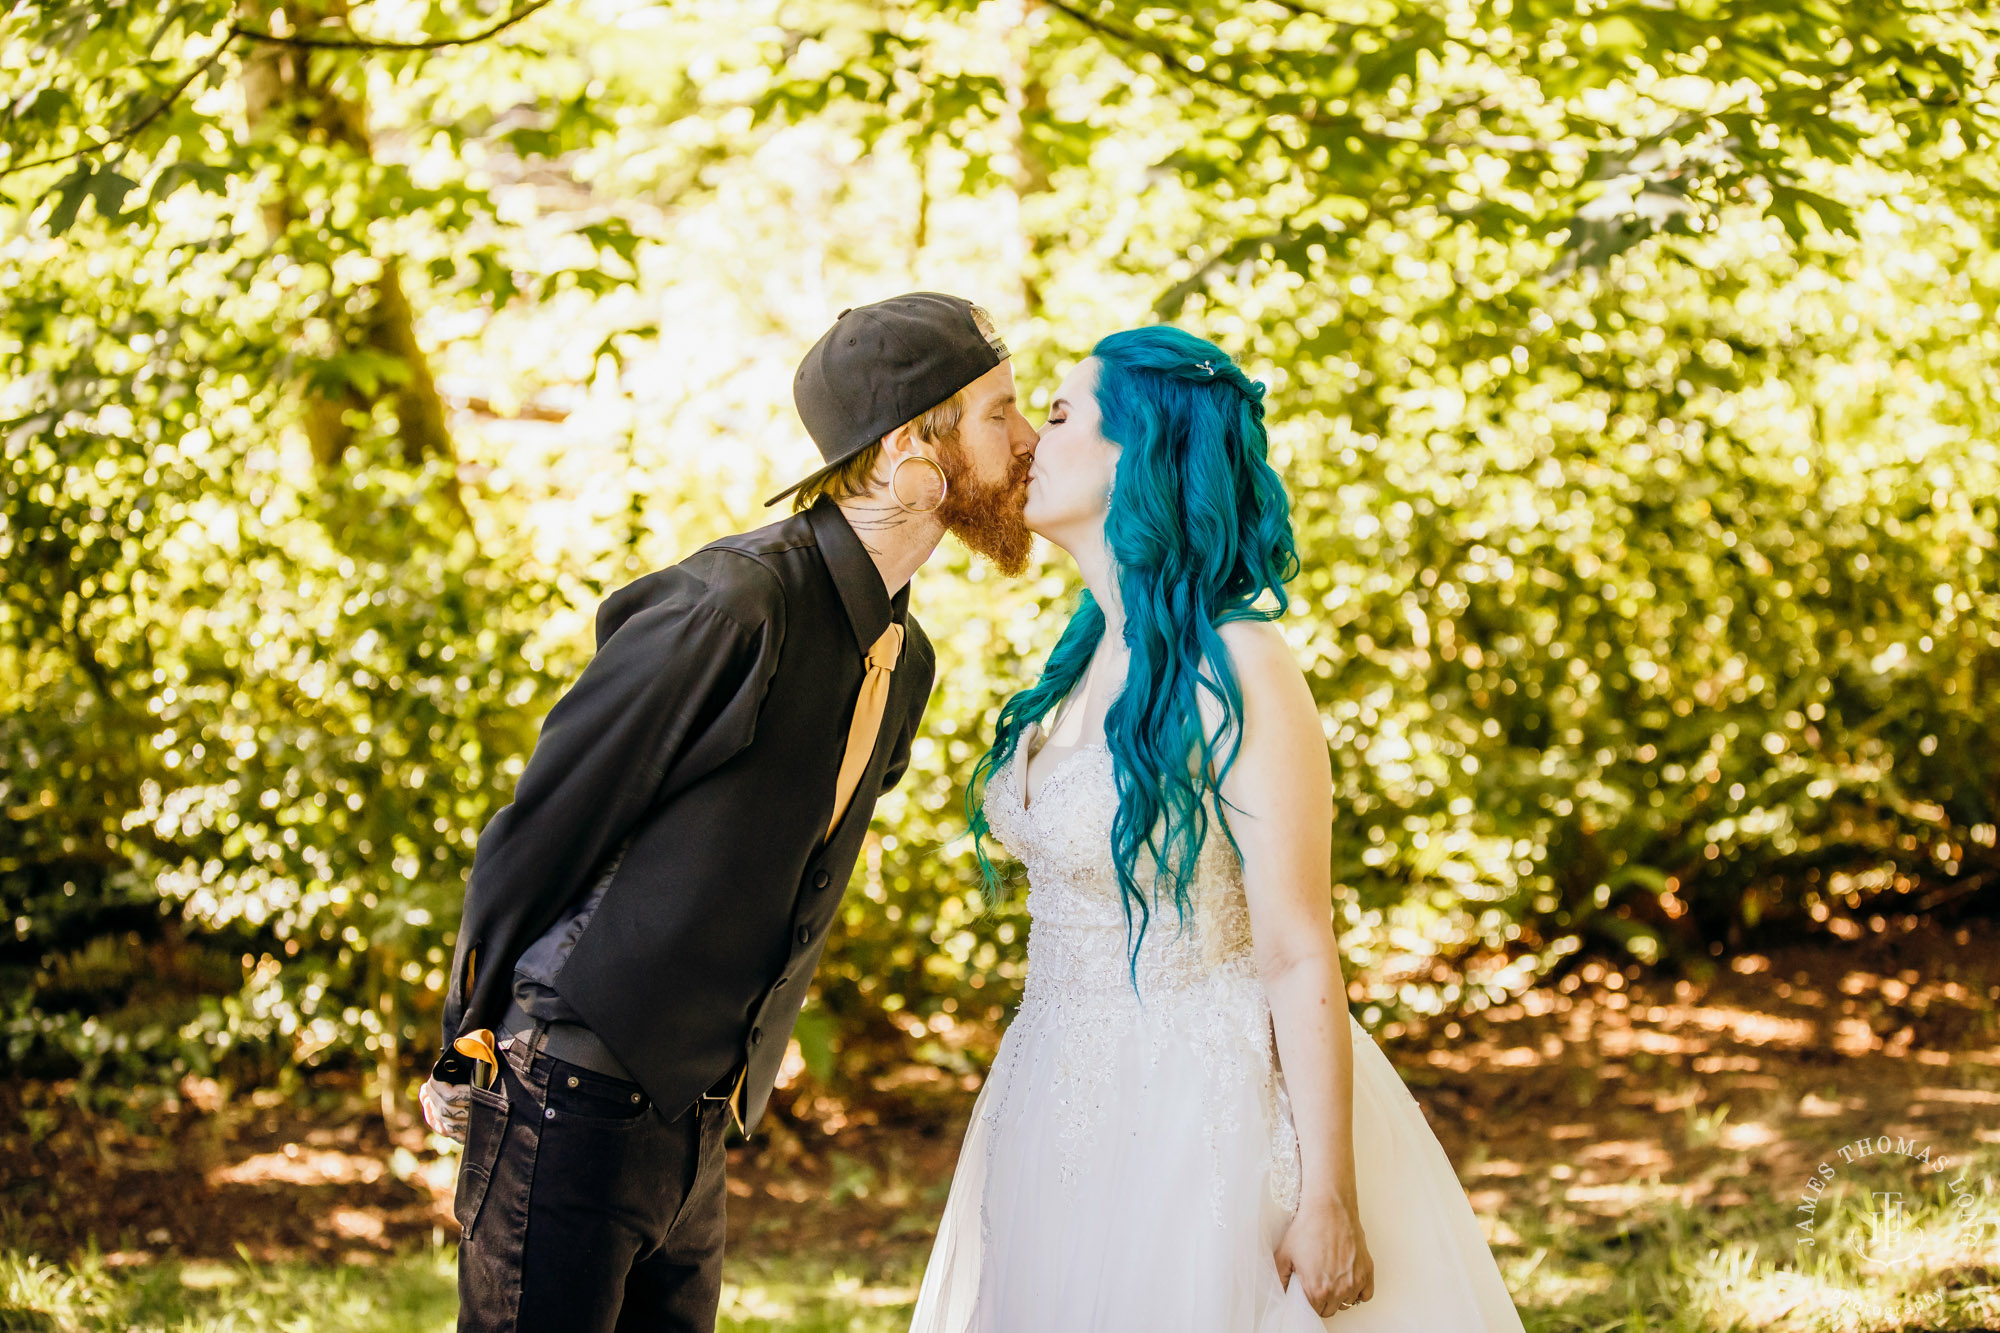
[{"x1": 420, "y1": 292, "x2": 1038, "y2": 1333}]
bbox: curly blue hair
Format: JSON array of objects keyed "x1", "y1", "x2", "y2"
[{"x1": 965, "y1": 325, "x2": 1300, "y2": 981}]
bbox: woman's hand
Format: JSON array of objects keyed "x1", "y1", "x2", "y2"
[{"x1": 1274, "y1": 1191, "x2": 1375, "y2": 1318}]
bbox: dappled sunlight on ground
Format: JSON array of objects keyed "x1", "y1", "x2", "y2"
[
  {"x1": 206, "y1": 1145, "x2": 388, "y2": 1189},
  {"x1": 1396, "y1": 920, "x2": 2000, "y2": 1244},
  {"x1": 7, "y1": 920, "x2": 1998, "y2": 1329}
]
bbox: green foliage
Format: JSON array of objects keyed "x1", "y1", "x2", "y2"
[
  {"x1": 0, "y1": 0, "x2": 670, "y2": 1088},
  {"x1": 1, "y1": 0, "x2": 1996, "y2": 1102}
]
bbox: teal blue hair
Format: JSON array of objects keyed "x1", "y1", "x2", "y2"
[{"x1": 965, "y1": 326, "x2": 1300, "y2": 977}]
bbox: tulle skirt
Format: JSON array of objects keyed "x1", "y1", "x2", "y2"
[{"x1": 910, "y1": 995, "x2": 1524, "y2": 1333}]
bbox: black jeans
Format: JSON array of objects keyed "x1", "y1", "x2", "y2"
[{"x1": 453, "y1": 1023, "x2": 731, "y2": 1333}]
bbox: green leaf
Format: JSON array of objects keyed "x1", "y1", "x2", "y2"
[
  {"x1": 577, "y1": 218, "x2": 641, "y2": 266},
  {"x1": 1767, "y1": 182, "x2": 1856, "y2": 243},
  {"x1": 88, "y1": 168, "x2": 138, "y2": 225},
  {"x1": 305, "y1": 349, "x2": 413, "y2": 400},
  {"x1": 42, "y1": 162, "x2": 94, "y2": 235},
  {"x1": 145, "y1": 161, "x2": 227, "y2": 207},
  {"x1": 592, "y1": 324, "x2": 658, "y2": 370}
]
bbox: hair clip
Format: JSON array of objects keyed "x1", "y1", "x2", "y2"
[{"x1": 1197, "y1": 359, "x2": 1217, "y2": 376}]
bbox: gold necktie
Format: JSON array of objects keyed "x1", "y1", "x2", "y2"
[
  {"x1": 725, "y1": 621, "x2": 905, "y2": 1132},
  {"x1": 826, "y1": 622, "x2": 904, "y2": 839}
]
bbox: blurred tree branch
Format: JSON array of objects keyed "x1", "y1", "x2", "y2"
[
  {"x1": 0, "y1": 44, "x2": 232, "y2": 180},
  {"x1": 227, "y1": 0, "x2": 557, "y2": 51},
  {"x1": 1, "y1": 1, "x2": 558, "y2": 181}
]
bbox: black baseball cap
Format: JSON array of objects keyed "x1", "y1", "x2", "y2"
[{"x1": 765, "y1": 292, "x2": 1010, "y2": 508}]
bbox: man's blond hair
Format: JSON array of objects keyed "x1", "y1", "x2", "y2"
[{"x1": 791, "y1": 304, "x2": 999, "y2": 513}]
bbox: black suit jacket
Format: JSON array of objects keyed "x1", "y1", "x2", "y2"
[{"x1": 431, "y1": 497, "x2": 936, "y2": 1132}]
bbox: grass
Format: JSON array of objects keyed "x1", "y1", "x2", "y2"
[
  {"x1": 0, "y1": 1245, "x2": 458, "y2": 1332},
  {"x1": 5, "y1": 1161, "x2": 1993, "y2": 1333},
  {"x1": 716, "y1": 1254, "x2": 923, "y2": 1333},
  {"x1": 1499, "y1": 1162, "x2": 2000, "y2": 1333},
  {"x1": 0, "y1": 1245, "x2": 918, "y2": 1333}
]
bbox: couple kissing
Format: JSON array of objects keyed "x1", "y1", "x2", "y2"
[{"x1": 423, "y1": 292, "x2": 1524, "y2": 1333}]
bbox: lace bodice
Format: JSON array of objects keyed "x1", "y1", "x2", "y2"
[
  {"x1": 981, "y1": 725, "x2": 1301, "y2": 1217},
  {"x1": 984, "y1": 726, "x2": 1256, "y2": 997}
]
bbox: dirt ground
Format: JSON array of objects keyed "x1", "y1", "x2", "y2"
[{"x1": 6, "y1": 917, "x2": 1996, "y2": 1271}]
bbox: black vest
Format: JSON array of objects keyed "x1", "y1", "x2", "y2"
[{"x1": 434, "y1": 498, "x2": 935, "y2": 1132}]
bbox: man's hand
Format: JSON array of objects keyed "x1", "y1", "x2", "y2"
[{"x1": 420, "y1": 1076, "x2": 471, "y2": 1143}]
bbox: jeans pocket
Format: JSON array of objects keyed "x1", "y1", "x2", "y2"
[
  {"x1": 453, "y1": 1080, "x2": 509, "y2": 1239},
  {"x1": 545, "y1": 1058, "x2": 651, "y2": 1125}
]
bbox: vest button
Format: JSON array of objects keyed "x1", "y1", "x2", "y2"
[
  {"x1": 813, "y1": 869, "x2": 830, "y2": 888},
  {"x1": 797, "y1": 925, "x2": 811, "y2": 945}
]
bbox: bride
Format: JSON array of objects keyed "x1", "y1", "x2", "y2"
[{"x1": 908, "y1": 328, "x2": 1525, "y2": 1331}]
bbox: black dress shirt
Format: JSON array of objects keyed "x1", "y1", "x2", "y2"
[
  {"x1": 509, "y1": 838, "x2": 628, "y2": 1031},
  {"x1": 431, "y1": 496, "x2": 936, "y2": 1133}
]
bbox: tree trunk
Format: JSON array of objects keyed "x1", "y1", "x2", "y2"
[
  {"x1": 999, "y1": 0, "x2": 1054, "y2": 319},
  {"x1": 237, "y1": 0, "x2": 460, "y2": 485}
]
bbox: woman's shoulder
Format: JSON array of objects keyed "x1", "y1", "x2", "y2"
[
  {"x1": 1212, "y1": 617, "x2": 1300, "y2": 681},
  {"x1": 1208, "y1": 618, "x2": 1321, "y2": 744}
]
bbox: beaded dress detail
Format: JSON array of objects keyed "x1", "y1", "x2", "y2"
[{"x1": 909, "y1": 722, "x2": 1527, "y2": 1332}]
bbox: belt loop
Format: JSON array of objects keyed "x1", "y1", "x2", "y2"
[{"x1": 510, "y1": 1017, "x2": 549, "y2": 1080}]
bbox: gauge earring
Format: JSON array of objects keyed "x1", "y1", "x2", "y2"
[{"x1": 889, "y1": 454, "x2": 948, "y2": 514}]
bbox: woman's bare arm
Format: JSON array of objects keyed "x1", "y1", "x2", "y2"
[{"x1": 1210, "y1": 619, "x2": 1374, "y2": 1315}]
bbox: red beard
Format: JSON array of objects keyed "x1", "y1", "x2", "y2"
[{"x1": 935, "y1": 435, "x2": 1034, "y2": 576}]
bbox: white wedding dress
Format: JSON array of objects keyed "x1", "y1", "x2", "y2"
[{"x1": 909, "y1": 723, "x2": 1526, "y2": 1332}]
